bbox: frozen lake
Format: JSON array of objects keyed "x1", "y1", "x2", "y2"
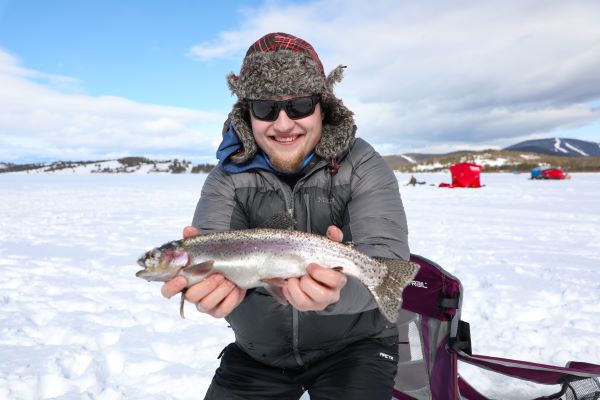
[{"x1": 1, "y1": 172, "x2": 599, "y2": 399}]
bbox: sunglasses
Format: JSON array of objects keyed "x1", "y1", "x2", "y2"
[{"x1": 247, "y1": 95, "x2": 321, "y2": 122}]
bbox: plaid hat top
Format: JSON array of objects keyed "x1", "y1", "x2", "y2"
[
  {"x1": 224, "y1": 32, "x2": 356, "y2": 164},
  {"x1": 246, "y1": 32, "x2": 325, "y2": 75}
]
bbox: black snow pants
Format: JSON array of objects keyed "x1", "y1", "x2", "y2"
[{"x1": 203, "y1": 335, "x2": 399, "y2": 400}]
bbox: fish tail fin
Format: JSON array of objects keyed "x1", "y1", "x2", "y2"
[{"x1": 372, "y1": 258, "x2": 420, "y2": 323}]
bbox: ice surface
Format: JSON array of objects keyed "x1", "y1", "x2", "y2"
[{"x1": 1, "y1": 172, "x2": 598, "y2": 399}]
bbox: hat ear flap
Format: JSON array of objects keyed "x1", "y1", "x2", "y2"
[
  {"x1": 227, "y1": 73, "x2": 242, "y2": 97},
  {"x1": 315, "y1": 92, "x2": 356, "y2": 160},
  {"x1": 228, "y1": 100, "x2": 257, "y2": 163},
  {"x1": 325, "y1": 65, "x2": 346, "y2": 92}
]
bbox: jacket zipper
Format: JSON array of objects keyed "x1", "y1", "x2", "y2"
[
  {"x1": 265, "y1": 162, "x2": 327, "y2": 368},
  {"x1": 270, "y1": 176, "x2": 304, "y2": 367},
  {"x1": 292, "y1": 307, "x2": 303, "y2": 366},
  {"x1": 304, "y1": 193, "x2": 312, "y2": 232}
]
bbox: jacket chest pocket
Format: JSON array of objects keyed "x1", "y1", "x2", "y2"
[{"x1": 296, "y1": 188, "x2": 345, "y2": 234}]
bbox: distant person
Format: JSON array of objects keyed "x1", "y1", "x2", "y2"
[
  {"x1": 407, "y1": 175, "x2": 425, "y2": 186},
  {"x1": 160, "y1": 32, "x2": 410, "y2": 399}
]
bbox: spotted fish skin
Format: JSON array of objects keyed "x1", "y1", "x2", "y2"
[{"x1": 136, "y1": 229, "x2": 419, "y2": 322}]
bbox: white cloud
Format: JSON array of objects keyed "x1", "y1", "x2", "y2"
[
  {"x1": 187, "y1": 31, "x2": 251, "y2": 61},
  {"x1": 0, "y1": 49, "x2": 226, "y2": 162},
  {"x1": 189, "y1": 0, "x2": 600, "y2": 153},
  {"x1": 4, "y1": 0, "x2": 600, "y2": 162}
]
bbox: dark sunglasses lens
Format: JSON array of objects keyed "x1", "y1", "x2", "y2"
[
  {"x1": 287, "y1": 97, "x2": 316, "y2": 118},
  {"x1": 250, "y1": 101, "x2": 277, "y2": 121}
]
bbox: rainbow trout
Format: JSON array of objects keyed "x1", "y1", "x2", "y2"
[{"x1": 136, "y1": 229, "x2": 419, "y2": 322}]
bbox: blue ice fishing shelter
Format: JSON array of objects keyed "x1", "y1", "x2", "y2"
[{"x1": 530, "y1": 168, "x2": 542, "y2": 179}]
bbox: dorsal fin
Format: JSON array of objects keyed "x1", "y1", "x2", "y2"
[{"x1": 260, "y1": 212, "x2": 296, "y2": 230}]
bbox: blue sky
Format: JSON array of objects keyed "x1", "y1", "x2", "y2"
[
  {"x1": 0, "y1": 0, "x2": 255, "y2": 109},
  {"x1": 1, "y1": 0, "x2": 599, "y2": 163}
]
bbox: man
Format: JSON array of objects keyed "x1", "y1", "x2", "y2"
[{"x1": 162, "y1": 32, "x2": 410, "y2": 400}]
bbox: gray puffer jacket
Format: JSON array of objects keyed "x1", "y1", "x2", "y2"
[{"x1": 192, "y1": 137, "x2": 409, "y2": 369}]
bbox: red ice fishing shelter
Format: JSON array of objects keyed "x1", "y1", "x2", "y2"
[
  {"x1": 541, "y1": 168, "x2": 566, "y2": 180},
  {"x1": 449, "y1": 163, "x2": 482, "y2": 188}
]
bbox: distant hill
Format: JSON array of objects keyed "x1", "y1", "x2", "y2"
[
  {"x1": 0, "y1": 157, "x2": 214, "y2": 174},
  {"x1": 503, "y1": 137, "x2": 600, "y2": 157}
]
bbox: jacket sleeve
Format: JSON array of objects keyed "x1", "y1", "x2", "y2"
[
  {"x1": 192, "y1": 165, "x2": 248, "y2": 232},
  {"x1": 318, "y1": 140, "x2": 410, "y2": 316}
]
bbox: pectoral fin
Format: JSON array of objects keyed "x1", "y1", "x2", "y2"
[
  {"x1": 178, "y1": 261, "x2": 214, "y2": 318},
  {"x1": 181, "y1": 260, "x2": 214, "y2": 276},
  {"x1": 180, "y1": 288, "x2": 187, "y2": 319}
]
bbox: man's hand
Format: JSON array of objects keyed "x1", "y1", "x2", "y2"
[
  {"x1": 282, "y1": 225, "x2": 347, "y2": 311},
  {"x1": 160, "y1": 226, "x2": 246, "y2": 319}
]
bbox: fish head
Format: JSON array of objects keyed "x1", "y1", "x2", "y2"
[{"x1": 136, "y1": 241, "x2": 189, "y2": 282}]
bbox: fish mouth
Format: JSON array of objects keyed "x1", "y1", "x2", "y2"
[
  {"x1": 135, "y1": 249, "x2": 189, "y2": 281},
  {"x1": 136, "y1": 251, "x2": 156, "y2": 278}
]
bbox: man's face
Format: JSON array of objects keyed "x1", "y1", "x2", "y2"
[{"x1": 249, "y1": 95, "x2": 323, "y2": 174}]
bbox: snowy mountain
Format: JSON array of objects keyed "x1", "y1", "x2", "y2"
[
  {"x1": 385, "y1": 149, "x2": 600, "y2": 173},
  {"x1": 503, "y1": 137, "x2": 600, "y2": 157},
  {"x1": 384, "y1": 138, "x2": 600, "y2": 173}
]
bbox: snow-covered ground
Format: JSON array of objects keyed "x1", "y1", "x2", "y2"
[{"x1": 1, "y1": 172, "x2": 598, "y2": 399}]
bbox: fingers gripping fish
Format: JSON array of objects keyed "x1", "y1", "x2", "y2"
[{"x1": 136, "y1": 229, "x2": 419, "y2": 322}]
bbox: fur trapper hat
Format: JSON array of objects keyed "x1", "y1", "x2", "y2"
[{"x1": 225, "y1": 32, "x2": 356, "y2": 164}]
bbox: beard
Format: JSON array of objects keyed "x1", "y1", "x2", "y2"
[{"x1": 269, "y1": 151, "x2": 306, "y2": 174}]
